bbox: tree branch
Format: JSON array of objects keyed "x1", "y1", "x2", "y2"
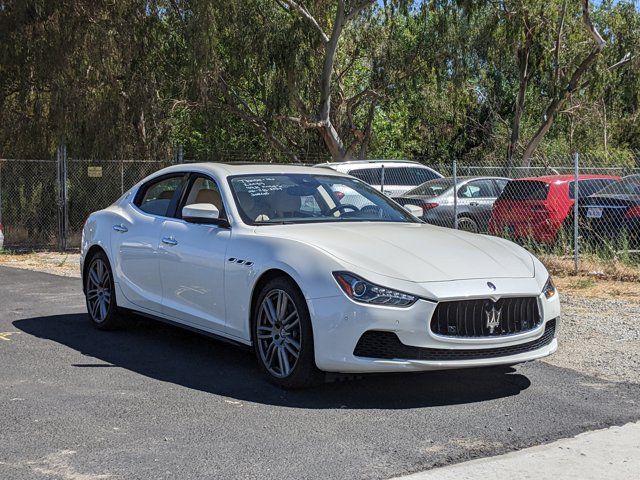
[
  {"x1": 276, "y1": 0, "x2": 329, "y2": 43},
  {"x1": 582, "y1": 0, "x2": 605, "y2": 51},
  {"x1": 216, "y1": 75, "x2": 299, "y2": 162},
  {"x1": 345, "y1": 0, "x2": 375, "y2": 22}
]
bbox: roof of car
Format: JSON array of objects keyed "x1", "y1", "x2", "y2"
[
  {"x1": 156, "y1": 162, "x2": 352, "y2": 177},
  {"x1": 315, "y1": 160, "x2": 434, "y2": 172},
  {"x1": 435, "y1": 176, "x2": 510, "y2": 182},
  {"x1": 315, "y1": 159, "x2": 423, "y2": 167},
  {"x1": 512, "y1": 174, "x2": 620, "y2": 183}
]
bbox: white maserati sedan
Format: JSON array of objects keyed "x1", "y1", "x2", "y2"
[{"x1": 81, "y1": 163, "x2": 560, "y2": 388}]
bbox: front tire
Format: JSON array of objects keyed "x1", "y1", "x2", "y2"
[
  {"x1": 252, "y1": 276, "x2": 323, "y2": 389},
  {"x1": 84, "y1": 251, "x2": 122, "y2": 330}
]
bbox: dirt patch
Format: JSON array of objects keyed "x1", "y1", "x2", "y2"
[
  {"x1": 544, "y1": 294, "x2": 640, "y2": 384},
  {"x1": 0, "y1": 251, "x2": 81, "y2": 278},
  {"x1": 554, "y1": 276, "x2": 640, "y2": 303},
  {"x1": 540, "y1": 253, "x2": 640, "y2": 283}
]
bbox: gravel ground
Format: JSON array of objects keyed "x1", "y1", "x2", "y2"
[
  {"x1": 0, "y1": 252, "x2": 80, "y2": 277},
  {"x1": 544, "y1": 294, "x2": 640, "y2": 385},
  {"x1": 1, "y1": 253, "x2": 638, "y2": 384}
]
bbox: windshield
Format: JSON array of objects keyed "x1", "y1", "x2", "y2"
[
  {"x1": 404, "y1": 178, "x2": 455, "y2": 197},
  {"x1": 592, "y1": 175, "x2": 640, "y2": 196},
  {"x1": 229, "y1": 174, "x2": 418, "y2": 225}
]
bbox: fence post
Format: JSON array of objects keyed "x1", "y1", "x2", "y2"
[
  {"x1": 56, "y1": 144, "x2": 68, "y2": 251},
  {"x1": 573, "y1": 152, "x2": 580, "y2": 273},
  {"x1": 175, "y1": 144, "x2": 184, "y2": 164},
  {"x1": 380, "y1": 164, "x2": 385, "y2": 193},
  {"x1": 120, "y1": 160, "x2": 125, "y2": 195},
  {"x1": 453, "y1": 159, "x2": 458, "y2": 230},
  {"x1": 0, "y1": 160, "x2": 3, "y2": 237}
]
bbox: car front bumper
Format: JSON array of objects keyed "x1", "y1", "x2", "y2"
[{"x1": 307, "y1": 277, "x2": 560, "y2": 373}]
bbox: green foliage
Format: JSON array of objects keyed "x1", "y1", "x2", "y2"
[{"x1": 0, "y1": 0, "x2": 639, "y2": 162}]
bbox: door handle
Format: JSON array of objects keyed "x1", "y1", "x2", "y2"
[
  {"x1": 470, "y1": 202, "x2": 479, "y2": 206},
  {"x1": 113, "y1": 224, "x2": 128, "y2": 233},
  {"x1": 161, "y1": 236, "x2": 178, "y2": 246}
]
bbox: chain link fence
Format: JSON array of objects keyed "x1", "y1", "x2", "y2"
[{"x1": 1, "y1": 148, "x2": 638, "y2": 270}]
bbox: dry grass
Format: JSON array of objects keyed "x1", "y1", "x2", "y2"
[
  {"x1": 553, "y1": 276, "x2": 640, "y2": 302},
  {"x1": 539, "y1": 253, "x2": 640, "y2": 302},
  {"x1": 539, "y1": 253, "x2": 640, "y2": 281},
  {"x1": 0, "y1": 251, "x2": 80, "y2": 277}
]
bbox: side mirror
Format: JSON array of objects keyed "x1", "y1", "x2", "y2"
[
  {"x1": 182, "y1": 203, "x2": 228, "y2": 227},
  {"x1": 404, "y1": 204, "x2": 424, "y2": 218}
]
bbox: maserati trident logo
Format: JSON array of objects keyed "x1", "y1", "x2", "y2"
[
  {"x1": 487, "y1": 282, "x2": 496, "y2": 291},
  {"x1": 485, "y1": 305, "x2": 502, "y2": 334}
]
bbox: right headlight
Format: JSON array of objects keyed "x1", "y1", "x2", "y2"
[
  {"x1": 333, "y1": 271, "x2": 417, "y2": 307},
  {"x1": 543, "y1": 276, "x2": 557, "y2": 299}
]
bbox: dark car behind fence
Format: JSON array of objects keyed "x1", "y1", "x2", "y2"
[{"x1": 0, "y1": 148, "x2": 638, "y2": 270}]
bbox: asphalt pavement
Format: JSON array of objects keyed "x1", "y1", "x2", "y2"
[{"x1": 1, "y1": 266, "x2": 639, "y2": 479}]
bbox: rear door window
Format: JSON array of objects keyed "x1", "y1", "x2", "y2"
[
  {"x1": 458, "y1": 179, "x2": 496, "y2": 198},
  {"x1": 499, "y1": 181, "x2": 549, "y2": 201},
  {"x1": 135, "y1": 175, "x2": 186, "y2": 216},
  {"x1": 494, "y1": 179, "x2": 509, "y2": 194},
  {"x1": 348, "y1": 168, "x2": 382, "y2": 185},
  {"x1": 383, "y1": 167, "x2": 440, "y2": 186},
  {"x1": 348, "y1": 166, "x2": 440, "y2": 186}
]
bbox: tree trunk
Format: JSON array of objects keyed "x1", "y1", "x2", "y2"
[
  {"x1": 319, "y1": 121, "x2": 349, "y2": 160},
  {"x1": 506, "y1": 24, "x2": 532, "y2": 176},
  {"x1": 520, "y1": 0, "x2": 605, "y2": 167},
  {"x1": 521, "y1": 47, "x2": 602, "y2": 166}
]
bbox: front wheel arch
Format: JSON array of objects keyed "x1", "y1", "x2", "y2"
[
  {"x1": 250, "y1": 271, "x2": 322, "y2": 388},
  {"x1": 249, "y1": 269, "x2": 304, "y2": 342}
]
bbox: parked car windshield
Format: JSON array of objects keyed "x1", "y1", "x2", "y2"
[
  {"x1": 592, "y1": 175, "x2": 640, "y2": 196},
  {"x1": 404, "y1": 178, "x2": 454, "y2": 197},
  {"x1": 229, "y1": 174, "x2": 419, "y2": 225}
]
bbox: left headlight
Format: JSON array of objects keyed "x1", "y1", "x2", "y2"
[
  {"x1": 333, "y1": 271, "x2": 418, "y2": 307},
  {"x1": 543, "y1": 276, "x2": 557, "y2": 299}
]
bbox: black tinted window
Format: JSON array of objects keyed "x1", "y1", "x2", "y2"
[
  {"x1": 568, "y1": 179, "x2": 618, "y2": 199},
  {"x1": 588, "y1": 175, "x2": 640, "y2": 196},
  {"x1": 499, "y1": 180, "x2": 549, "y2": 201},
  {"x1": 348, "y1": 168, "x2": 381, "y2": 184},
  {"x1": 136, "y1": 175, "x2": 184, "y2": 216},
  {"x1": 383, "y1": 167, "x2": 440, "y2": 186},
  {"x1": 348, "y1": 166, "x2": 440, "y2": 186}
]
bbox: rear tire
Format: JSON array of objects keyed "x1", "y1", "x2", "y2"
[
  {"x1": 84, "y1": 251, "x2": 122, "y2": 330},
  {"x1": 252, "y1": 276, "x2": 323, "y2": 389},
  {"x1": 458, "y1": 216, "x2": 479, "y2": 233}
]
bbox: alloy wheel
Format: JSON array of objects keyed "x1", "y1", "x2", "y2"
[
  {"x1": 86, "y1": 258, "x2": 111, "y2": 323},
  {"x1": 256, "y1": 289, "x2": 302, "y2": 378}
]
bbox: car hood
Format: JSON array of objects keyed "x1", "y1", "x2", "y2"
[{"x1": 255, "y1": 222, "x2": 534, "y2": 282}]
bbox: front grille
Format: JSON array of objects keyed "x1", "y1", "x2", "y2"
[
  {"x1": 353, "y1": 319, "x2": 556, "y2": 361},
  {"x1": 430, "y1": 297, "x2": 541, "y2": 337}
]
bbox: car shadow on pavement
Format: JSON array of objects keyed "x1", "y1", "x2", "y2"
[{"x1": 14, "y1": 313, "x2": 531, "y2": 409}]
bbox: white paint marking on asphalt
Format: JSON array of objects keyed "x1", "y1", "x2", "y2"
[
  {"x1": 0, "y1": 331, "x2": 20, "y2": 341},
  {"x1": 393, "y1": 421, "x2": 640, "y2": 480},
  {"x1": 27, "y1": 450, "x2": 112, "y2": 480}
]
